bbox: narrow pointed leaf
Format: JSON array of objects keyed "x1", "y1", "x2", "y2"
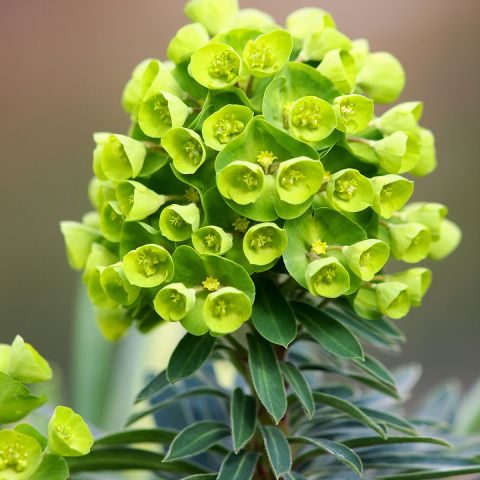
[
  {"x1": 375, "y1": 467, "x2": 480, "y2": 480},
  {"x1": 95, "y1": 428, "x2": 177, "y2": 446},
  {"x1": 353, "y1": 354, "x2": 397, "y2": 387},
  {"x1": 343, "y1": 435, "x2": 451, "y2": 449},
  {"x1": 217, "y1": 451, "x2": 259, "y2": 480},
  {"x1": 361, "y1": 406, "x2": 416, "y2": 435},
  {"x1": 281, "y1": 361, "x2": 315, "y2": 418},
  {"x1": 135, "y1": 370, "x2": 169, "y2": 403},
  {"x1": 183, "y1": 476, "x2": 217, "y2": 480},
  {"x1": 262, "y1": 426, "x2": 292, "y2": 478},
  {"x1": 230, "y1": 388, "x2": 257, "y2": 452}
]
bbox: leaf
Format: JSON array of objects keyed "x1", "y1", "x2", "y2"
[
  {"x1": 135, "y1": 370, "x2": 169, "y2": 403},
  {"x1": 289, "y1": 436, "x2": 362, "y2": 476},
  {"x1": 353, "y1": 354, "x2": 397, "y2": 387},
  {"x1": 230, "y1": 388, "x2": 257, "y2": 452},
  {"x1": 313, "y1": 392, "x2": 386, "y2": 437},
  {"x1": 292, "y1": 302, "x2": 363, "y2": 359},
  {"x1": 183, "y1": 475, "x2": 218, "y2": 480},
  {"x1": 454, "y1": 376, "x2": 480, "y2": 433},
  {"x1": 251, "y1": 278, "x2": 297, "y2": 347},
  {"x1": 167, "y1": 333, "x2": 216, "y2": 383},
  {"x1": 343, "y1": 435, "x2": 452, "y2": 449},
  {"x1": 164, "y1": 420, "x2": 230, "y2": 462},
  {"x1": 281, "y1": 361, "x2": 315, "y2": 418},
  {"x1": 261, "y1": 426, "x2": 292, "y2": 478},
  {"x1": 247, "y1": 333, "x2": 287, "y2": 423},
  {"x1": 360, "y1": 407, "x2": 416, "y2": 435},
  {"x1": 415, "y1": 380, "x2": 461, "y2": 424},
  {"x1": 217, "y1": 451, "x2": 260, "y2": 480},
  {"x1": 95, "y1": 428, "x2": 177, "y2": 446},
  {"x1": 374, "y1": 467, "x2": 480, "y2": 480},
  {"x1": 31, "y1": 454, "x2": 69, "y2": 480}
]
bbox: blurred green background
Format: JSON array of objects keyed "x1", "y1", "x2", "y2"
[{"x1": 1, "y1": 0, "x2": 479, "y2": 405}]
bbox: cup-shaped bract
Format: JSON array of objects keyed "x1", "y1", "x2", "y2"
[
  {"x1": 123, "y1": 244, "x2": 174, "y2": 288},
  {"x1": 154, "y1": 283, "x2": 196, "y2": 322},
  {"x1": 116, "y1": 181, "x2": 165, "y2": 221},
  {"x1": 401, "y1": 202, "x2": 447, "y2": 241},
  {"x1": 83, "y1": 243, "x2": 117, "y2": 284},
  {"x1": 350, "y1": 38, "x2": 370, "y2": 70},
  {"x1": 232, "y1": 8, "x2": 276, "y2": 30},
  {"x1": 343, "y1": 239, "x2": 389, "y2": 281},
  {"x1": 217, "y1": 161, "x2": 265, "y2": 205},
  {"x1": 302, "y1": 27, "x2": 352, "y2": 61},
  {"x1": 202, "y1": 105, "x2": 254, "y2": 151},
  {"x1": 410, "y1": 128, "x2": 437, "y2": 176},
  {"x1": 167, "y1": 23, "x2": 210, "y2": 64},
  {"x1": 243, "y1": 30, "x2": 293, "y2": 78},
  {"x1": 376, "y1": 101, "x2": 423, "y2": 135},
  {"x1": 159, "y1": 203, "x2": 200, "y2": 242},
  {"x1": 317, "y1": 49, "x2": 357, "y2": 94},
  {"x1": 428, "y1": 219, "x2": 462, "y2": 261},
  {"x1": 243, "y1": 222, "x2": 288, "y2": 266},
  {"x1": 0, "y1": 430, "x2": 43, "y2": 480},
  {"x1": 333, "y1": 94, "x2": 374, "y2": 134},
  {"x1": 373, "y1": 131, "x2": 420, "y2": 174},
  {"x1": 162, "y1": 127, "x2": 207, "y2": 174},
  {"x1": 190, "y1": 43, "x2": 242, "y2": 89},
  {"x1": 286, "y1": 8, "x2": 335, "y2": 44},
  {"x1": 99, "y1": 201, "x2": 123, "y2": 243},
  {"x1": 95, "y1": 307, "x2": 132, "y2": 342},
  {"x1": 184, "y1": 0, "x2": 238, "y2": 35},
  {"x1": 386, "y1": 268, "x2": 432, "y2": 307},
  {"x1": 47, "y1": 406, "x2": 94, "y2": 457},
  {"x1": 389, "y1": 222, "x2": 432, "y2": 263},
  {"x1": 376, "y1": 281, "x2": 410, "y2": 319},
  {"x1": 0, "y1": 345, "x2": 10, "y2": 372},
  {"x1": 370, "y1": 174, "x2": 414, "y2": 219},
  {"x1": 327, "y1": 168, "x2": 374, "y2": 212},
  {"x1": 7, "y1": 336, "x2": 52, "y2": 384},
  {"x1": 60, "y1": 221, "x2": 100, "y2": 271},
  {"x1": 289, "y1": 96, "x2": 337, "y2": 142},
  {"x1": 357, "y1": 52, "x2": 405, "y2": 104},
  {"x1": 86, "y1": 267, "x2": 118, "y2": 310},
  {"x1": 306, "y1": 256, "x2": 350, "y2": 298},
  {"x1": 353, "y1": 286, "x2": 382, "y2": 320},
  {"x1": 99, "y1": 262, "x2": 140, "y2": 306},
  {"x1": 192, "y1": 226, "x2": 233, "y2": 255},
  {"x1": 203, "y1": 286, "x2": 252, "y2": 335}
]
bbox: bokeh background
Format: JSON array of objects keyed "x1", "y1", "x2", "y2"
[{"x1": 1, "y1": 0, "x2": 479, "y2": 408}]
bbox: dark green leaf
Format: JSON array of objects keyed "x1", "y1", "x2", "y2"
[
  {"x1": 262, "y1": 426, "x2": 292, "y2": 478},
  {"x1": 247, "y1": 333, "x2": 287, "y2": 423},
  {"x1": 183, "y1": 475, "x2": 217, "y2": 480},
  {"x1": 343, "y1": 435, "x2": 451, "y2": 449},
  {"x1": 353, "y1": 354, "x2": 397, "y2": 387},
  {"x1": 217, "y1": 451, "x2": 259, "y2": 480},
  {"x1": 31, "y1": 455, "x2": 69, "y2": 480},
  {"x1": 95, "y1": 428, "x2": 177, "y2": 446},
  {"x1": 135, "y1": 370, "x2": 169, "y2": 403},
  {"x1": 281, "y1": 362, "x2": 315, "y2": 418},
  {"x1": 230, "y1": 388, "x2": 257, "y2": 453},
  {"x1": 375, "y1": 467, "x2": 480, "y2": 480},
  {"x1": 361, "y1": 407, "x2": 416, "y2": 435}
]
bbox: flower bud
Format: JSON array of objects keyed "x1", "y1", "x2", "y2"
[
  {"x1": 286, "y1": 8, "x2": 335, "y2": 44},
  {"x1": 410, "y1": 128, "x2": 437, "y2": 176},
  {"x1": 357, "y1": 52, "x2": 405, "y2": 104},
  {"x1": 353, "y1": 286, "x2": 382, "y2": 320},
  {"x1": 401, "y1": 202, "x2": 447, "y2": 241},
  {"x1": 203, "y1": 287, "x2": 252, "y2": 335},
  {"x1": 376, "y1": 101, "x2": 423, "y2": 135},
  {"x1": 192, "y1": 226, "x2": 233, "y2": 255},
  {"x1": 428, "y1": 219, "x2": 462, "y2": 261},
  {"x1": 202, "y1": 105, "x2": 253, "y2": 151},
  {"x1": 100, "y1": 262, "x2": 140, "y2": 306},
  {"x1": 95, "y1": 307, "x2": 132, "y2": 342},
  {"x1": 372, "y1": 131, "x2": 420, "y2": 174},
  {"x1": 189, "y1": 43, "x2": 242, "y2": 89},
  {"x1": 159, "y1": 203, "x2": 201, "y2": 242},
  {"x1": 389, "y1": 222, "x2": 431, "y2": 263},
  {"x1": 0, "y1": 430, "x2": 43, "y2": 479},
  {"x1": 162, "y1": 127, "x2": 207, "y2": 174},
  {"x1": 99, "y1": 201, "x2": 124, "y2": 242},
  {"x1": 232, "y1": 9, "x2": 276, "y2": 30},
  {"x1": 60, "y1": 221, "x2": 100, "y2": 270},
  {"x1": 376, "y1": 281, "x2": 410, "y2": 319},
  {"x1": 243, "y1": 30, "x2": 293, "y2": 78},
  {"x1": 333, "y1": 94, "x2": 374, "y2": 134},
  {"x1": 306, "y1": 256, "x2": 350, "y2": 298},
  {"x1": 275, "y1": 157, "x2": 324, "y2": 205},
  {"x1": 123, "y1": 244, "x2": 174, "y2": 288},
  {"x1": 243, "y1": 223, "x2": 288, "y2": 266},
  {"x1": 386, "y1": 268, "x2": 432, "y2": 307},
  {"x1": 217, "y1": 161, "x2": 265, "y2": 205},
  {"x1": 116, "y1": 180, "x2": 166, "y2": 221},
  {"x1": 154, "y1": 283, "x2": 196, "y2": 322},
  {"x1": 167, "y1": 23, "x2": 210, "y2": 64},
  {"x1": 48, "y1": 406, "x2": 94, "y2": 457},
  {"x1": 317, "y1": 49, "x2": 357, "y2": 94},
  {"x1": 370, "y1": 174, "x2": 414, "y2": 219},
  {"x1": 289, "y1": 96, "x2": 337, "y2": 142},
  {"x1": 302, "y1": 27, "x2": 352, "y2": 61},
  {"x1": 343, "y1": 239, "x2": 389, "y2": 281},
  {"x1": 184, "y1": 0, "x2": 238, "y2": 36},
  {"x1": 326, "y1": 168, "x2": 374, "y2": 212}
]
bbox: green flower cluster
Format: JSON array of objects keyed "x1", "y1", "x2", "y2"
[
  {"x1": 0, "y1": 337, "x2": 93, "y2": 479},
  {"x1": 62, "y1": 0, "x2": 461, "y2": 339}
]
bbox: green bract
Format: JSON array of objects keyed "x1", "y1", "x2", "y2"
[
  {"x1": 154, "y1": 283, "x2": 196, "y2": 322},
  {"x1": 0, "y1": 345, "x2": 10, "y2": 372},
  {"x1": 411, "y1": 128, "x2": 437, "y2": 176},
  {"x1": 217, "y1": 161, "x2": 264, "y2": 205},
  {"x1": 386, "y1": 268, "x2": 432, "y2": 307},
  {"x1": 376, "y1": 101, "x2": 423, "y2": 135},
  {"x1": 167, "y1": 23, "x2": 210, "y2": 64},
  {"x1": 243, "y1": 223, "x2": 287, "y2": 266},
  {"x1": 95, "y1": 307, "x2": 132, "y2": 342},
  {"x1": 192, "y1": 226, "x2": 233, "y2": 255},
  {"x1": 47, "y1": 406, "x2": 94, "y2": 457},
  {"x1": 317, "y1": 49, "x2": 357, "y2": 94},
  {"x1": 375, "y1": 281, "x2": 411, "y2": 319},
  {"x1": 343, "y1": 239, "x2": 389, "y2": 281},
  {"x1": 333, "y1": 94, "x2": 374, "y2": 133},
  {"x1": 116, "y1": 181, "x2": 166, "y2": 221},
  {"x1": 389, "y1": 222, "x2": 432, "y2": 263},
  {"x1": 306, "y1": 256, "x2": 350, "y2": 298},
  {"x1": 159, "y1": 203, "x2": 200, "y2": 241},
  {"x1": 234, "y1": 8, "x2": 276, "y2": 30},
  {"x1": 162, "y1": 127, "x2": 207, "y2": 174},
  {"x1": 184, "y1": 0, "x2": 238, "y2": 35},
  {"x1": 370, "y1": 174, "x2": 414, "y2": 219},
  {"x1": 428, "y1": 218, "x2": 462, "y2": 261},
  {"x1": 372, "y1": 131, "x2": 420, "y2": 174},
  {"x1": 301, "y1": 27, "x2": 351, "y2": 61},
  {"x1": 99, "y1": 263, "x2": 140, "y2": 306},
  {"x1": 60, "y1": 221, "x2": 100, "y2": 271},
  {"x1": 326, "y1": 168, "x2": 374, "y2": 212},
  {"x1": 400, "y1": 202, "x2": 447, "y2": 240}
]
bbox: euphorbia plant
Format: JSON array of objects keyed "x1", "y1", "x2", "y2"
[{"x1": 4, "y1": 0, "x2": 480, "y2": 479}]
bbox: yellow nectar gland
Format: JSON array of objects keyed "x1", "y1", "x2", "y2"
[
  {"x1": 203, "y1": 233, "x2": 219, "y2": 249},
  {"x1": 311, "y1": 240, "x2": 328, "y2": 255},
  {"x1": 184, "y1": 140, "x2": 203, "y2": 164},
  {"x1": 248, "y1": 44, "x2": 274, "y2": 70},
  {"x1": 360, "y1": 250, "x2": 372, "y2": 265},
  {"x1": 256, "y1": 150, "x2": 277, "y2": 172},
  {"x1": 381, "y1": 185, "x2": 393, "y2": 199},
  {"x1": 202, "y1": 276, "x2": 221, "y2": 292},
  {"x1": 242, "y1": 172, "x2": 258, "y2": 189},
  {"x1": 281, "y1": 168, "x2": 305, "y2": 188},
  {"x1": 185, "y1": 187, "x2": 200, "y2": 203},
  {"x1": 335, "y1": 174, "x2": 358, "y2": 200},
  {"x1": 214, "y1": 114, "x2": 245, "y2": 144},
  {"x1": 318, "y1": 266, "x2": 337, "y2": 285},
  {"x1": 137, "y1": 250, "x2": 161, "y2": 277},
  {"x1": 169, "y1": 213, "x2": 185, "y2": 228},
  {"x1": 153, "y1": 96, "x2": 171, "y2": 124},
  {"x1": 233, "y1": 217, "x2": 250, "y2": 233},
  {"x1": 170, "y1": 291, "x2": 182, "y2": 304},
  {"x1": 0, "y1": 440, "x2": 28, "y2": 473},
  {"x1": 214, "y1": 299, "x2": 228, "y2": 317},
  {"x1": 250, "y1": 232, "x2": 273, "y2": 250},
  {"x1": 292, "y1": 99, "x2": 323, "y2": 130},
  {"x1": 209, "y1": 51, "x2": 239, "y2": 81}
]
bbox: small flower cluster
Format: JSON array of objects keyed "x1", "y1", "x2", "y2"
[{"x1": 62, "y1": 0, "x2": 461, "y2": 339}]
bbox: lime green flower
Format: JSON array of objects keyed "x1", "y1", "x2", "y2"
[
  {"x1": 349, "y1": 38, "x2": 370, "y2": 70},
  {"x1": 7, "y1": 336, "x2": 52, "y2": 384},
  {"x1": 306, "y1": 256, "x2": 350, "y2": 298},
  {"x1": 376, "y1": 281, "x2": 411, "y2": 319},
  {"x1": 82, "y1": 243, "x2": 117, "y2": 284},
  {"x1": 389, "y1": 222, "x2": 432, "y2": 263},
  {"x1": 232, "y1": 9, "x2": 276, "y2": 30},
  {"x1": 203, "y1": 287, "x2": 252, "y2": 335},
  {"x1": 0, "y1": 430, "x2": 43, "y2": 480},
  {"x1": 428, "y1": 219, "x2": 462, "y2": 260},
  {"x1": 123, "y1": 244, "x2": 174, "y2": 288},
  {"x1": 167, "y1": 23, "x2": 210, "y2": 64},
  {"x1": 370, "y1": 174, "x2": 414, "y2": 218},
  {"x1": 95, "y1": 307, "x2": 132, "y2": 342},
  {"x1": 343, "y1": 239, "x2": 389, "y2": 281},
  {"x1": 333, "y1": 94, "x2": 374, "y2": 134},
  {"x1": 288, "y1": 96, "x2": 337, "y2": 142},
  {"x1": 301, "y1": 27, "x2": 352, "y2": 61},
  {"x1": 286, "y1": 8, "x2": 335, "y2": 45},
  {"x1": 60, "y1": 221, "x2": 100, "y2": 271},
  {"x1": 243, "y1": 30, "x2": 293, "y2": 78},
  {"x1": 154, "y1": 283, "x2": 196, "y2": 322},
  {"x1": 162, "y1": 127, "x2": 207, "y2": 174},
  {"x1": 99, "y1": 201, "x2": 123, "y2": 242},
  {"x1": 317, "y1": 49, "x2": 357, "y2": 94},
  {"x1": 401, "y1": 202, "x2": 447, "y2": 240},
  {"x1": 410, "y1": 128, "x2": 437, "y2": 176},
  {"x1": 376, "y1": 101, "x2": 423, "y2": 135},
  {"x1": 275, "y1": 157, "x2": 324, "y2": 205},
  {"x1": 202, "y1": 105, "x2": 253, "y2": 151},
  {"x1": 99, "y1": 262, "x2": 140, "y2": 306},
  {"x1": 243, "y1": 223, "x2": 288, "y2": 266},
  {"x1": 189, "y1": 43, "x2": 242, "y2": 89},
  {"x1": 86, "y1": 267, "x2": 118, "y2": 309},
  {"x1": 353, "y1": 286, "x2": 382, "y2": 320},
  {"x1": 116, "y1": 180, "x2": 166, "y2": 221},
  {"x1": 217, "y1": 161, "x2": 265, "y2": 205},
  {"x1": 48, "y1": 406, "x2": 94, "y2": 457},
  {"x1": 386, "y1": 268, "x2": 432, "y2": 307},
  {"x1": 0, "y1": 345, "x2": 10, "y2": 372},
  {"x1": 184, "y1": 0, "x2": 238, "y2": 35},
  {"x1": 372, "y1": 131, "x2": 420, "y2": 174},
  {"x1": 192, "y1": 226, "x2": 233, "y2": 255},
  {"x1": 159, "y1": 203, "x2": 200, "y2": 242},
  {"x1": 326, "y1": 168, "x2": 373, "y2": 212}
]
